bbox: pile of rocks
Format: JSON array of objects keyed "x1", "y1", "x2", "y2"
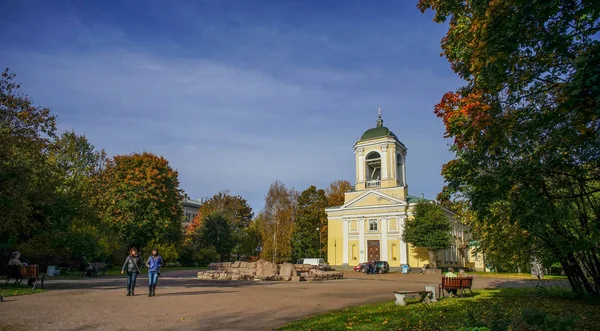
[{"x1": 197, "y1": 259, "x2": 343, "y2": 282}]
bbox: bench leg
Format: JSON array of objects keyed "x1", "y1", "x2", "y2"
[
  {"x1": 394, "y1": 293, "x2": 407, "y2": 306},
  {"x1": 425, "y1": 286, "x2": 437, "y2": 303}
]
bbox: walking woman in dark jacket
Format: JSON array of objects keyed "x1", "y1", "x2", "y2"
[
  {"x1": 121, "y1": 247, "x2": 142, "y2": 296},
  {"x1": 145, "y1": 248, "x2": 163, "y2": 297}
]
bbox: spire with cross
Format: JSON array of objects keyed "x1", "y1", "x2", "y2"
[{"x1": 376, "y1": 106, "x2": 383, "y2": 127}]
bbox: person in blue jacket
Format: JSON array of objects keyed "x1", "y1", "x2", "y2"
[{"x1": 145, "y1": 248, "x2": 163, "y2": 297}]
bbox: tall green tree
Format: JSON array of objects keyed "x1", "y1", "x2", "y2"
[
  {"x1": 292, "y1": 186, "x2": 328, "y2": 261},
  {"x1": 258, "y1": 181, "x2": 296, "y2": 263},
  {"x1": 419, "y1": 0, "x2": 600, "y2": 295},
  {"x1": 95, "y1": 152, "x2": 183, "y2": 250},
  {"x1": 30, "y1": 131, "x2": 114, "y2": 263},
  {"x1": 184, "y1": 191, "x2": 254, "y2": 259},
  {"x1": 402, "y1": 200, "x2": 452, "y2": 269},
  {"x1": 326, "y1": 180, "x2": 352, "y2": 207},
  {"x1": 236, "y1": 219, "x2": 262, "y2": 260},
  {"x1": 198, "y1": 213, "x2": 234, "y2": 262},
  {"x1": 0, "y1": 69, "x2": 57, "y2": 254}
]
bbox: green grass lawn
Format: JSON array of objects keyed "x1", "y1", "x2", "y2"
[
  {"x1": 279, "y1": 287, "x2": 600, "y2": 331},
  {"x1": 471, "y1": 271, "x2": 567, "y2": 280},
  {"x1": 0, "y1": 284, "x2": 44, "y2": 297}
]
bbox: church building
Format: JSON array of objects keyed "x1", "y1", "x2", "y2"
[{"x1": 326, "y1": 110, "x2": 477, "y2": 270}]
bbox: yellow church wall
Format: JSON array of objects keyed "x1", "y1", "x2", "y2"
[
  {"x1": 348, "y1": 240, "x2": 359, "y2": 266},
  {"x1": 327, "y1": 219, "x2": 343, "y2": 266},
  {"x1": 408, "y1": 245, "x2": 430, "y2": 268},
  {"x1": 344, "y1": 191, "x2": 363, "y2": 204},
  {"x1": 387, "y1": 239, "x2": 401, "y2": 267},
  {"x1": 349, "y1": 194, "x2": 395, "y2": 208}
]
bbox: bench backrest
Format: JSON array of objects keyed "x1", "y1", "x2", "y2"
[
  {"x1": 19, "y1": 265, "x2": 39, "y2": 278},
  {"x1": 460, "y1": 277, "x2": 473, "y2": 288},
  {"x1": 90, "y1": 262, "x2": 106, "y2": 269},
  {"x1": 441, "y1": 276, "x2": 473, "y2": 288}
]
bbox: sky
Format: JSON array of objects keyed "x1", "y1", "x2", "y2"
[{"x1": 0, "y1": 0, "x2": 461, "y2": 212}]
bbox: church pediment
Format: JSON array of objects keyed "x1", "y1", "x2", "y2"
[{"x1": 342, "y1": 190, "x2": 404, "y2": 210}]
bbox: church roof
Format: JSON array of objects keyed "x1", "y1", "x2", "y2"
[{"x1": 359, "y1": 110, "x2": 398, "y2": 141}]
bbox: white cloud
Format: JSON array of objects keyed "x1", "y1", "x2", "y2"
[{"x1": 3, "y1": 47, "x2": 459, "y2": 211}]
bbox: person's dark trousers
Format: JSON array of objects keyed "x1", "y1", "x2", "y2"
[
  {"x1": 126, "y1": 271, "x2": 138, "y2": 296},
  {"x1": 148, "y1": 271, "x2": 159, "y2": 296}
]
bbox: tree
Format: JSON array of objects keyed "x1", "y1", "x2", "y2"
[
  {"x1": 36, "y1": 131, "x2": 114, "y2": 263},
  {"x1": 198, "y1": 213, "x2": 234, "y2": 262},
  {"x1": 184, "y1": 191, "x2": 254, "y2": 259},
  {"x1": 419, "y1": 0, "x2": 600, "y2": 295},
  {"x1": 187, "y1": 191, "x2": 253, "y2": 230},
  {"x1": 258, "y1": 181, "x2": 296, "y2": 263},
  {"x1": 402, "y1": 200, "x2": 452, "y2": 269},
  {"x1": 236, "y1": 219, "x2": 262, "y2": 260},
  {"x1": 438, "y1": 190, "x2": 532, "y2": 273},
  {"x1": 292, "y1": 186, "x2": 328, "y2": 260},
  {"x1": 95, "y1": 152, "x2": 183, "y2": 250},
  {"x1": 326, "y1": 180, "x2": 352, "y2": 207},
  {"x1": 0, "y1": 69, "x2": 57, "y2": 254}
]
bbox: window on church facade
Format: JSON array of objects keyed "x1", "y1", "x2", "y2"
[
  {"x1": 352, "y1": 245, "x2": 357, "y2": 260},
  {"x1": 369, "y1": 219, "x2": 378, "y2": 231},
  {"x1": 365, "y1": 152, "x2": 381, "y2": 187},
  {"x1": 391, "y1": 244, "x2": 397, "y2": 261}
]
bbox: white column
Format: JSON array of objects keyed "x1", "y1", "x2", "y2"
[
  {"x1": 357, "y1": 148, "x2": 365, "y2": 183},
  {"x1": 381, "y1": 218, "x2": 388, "y2": 261},
  {"x1": 401, "y1": 153, "x2": 407, "y2": 186},
  {"x1": 342, "y1": 219, "x2": 349, "y2": 265},
  {"x1": 399, "y1": 217, "x2": 408, "y2": 265},
  {"x1": 358, "y1": 218, "x2": 365, "y2": 262},
  {"x1": 381, "y1": 144, "x2": 388, "y2": 180},
  {"x1": 391, "y1": 151, "x2": 397, "y2": 182}
]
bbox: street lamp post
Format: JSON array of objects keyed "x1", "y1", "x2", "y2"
[{"x1": 316, "y1": 227, "x2": 321, "y2": 259}]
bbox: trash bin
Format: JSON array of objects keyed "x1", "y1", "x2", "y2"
[{"x1": 402, "y1": 265, "x2": 409, "y2": 274}]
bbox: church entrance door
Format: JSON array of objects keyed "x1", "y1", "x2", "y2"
[{"x1": 367, "y1": 240, "x2": 380, "y2": 261}]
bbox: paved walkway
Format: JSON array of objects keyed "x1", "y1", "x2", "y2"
[{"x1": 0, "y1": 271, "x2": 567, "y2": 331}]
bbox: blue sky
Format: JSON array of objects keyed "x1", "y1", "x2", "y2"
[{"x1": 1, "y1": 0, "x2": 460, "y2": 212}]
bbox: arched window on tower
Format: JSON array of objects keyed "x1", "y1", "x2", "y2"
[
  {"x1": 396, "y1": 154, "x2": 404, "y2": 186},
  {"x1": 365, "y1": 152, "x2": 381, "y2": 188}
]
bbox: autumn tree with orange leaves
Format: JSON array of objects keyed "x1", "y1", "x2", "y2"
[
  {"x1": 419, "y1": 0, "x2": 600, "y2": 295},
  {"x1": 96, "y1": 152, "x2": 183, "y2": 251}
]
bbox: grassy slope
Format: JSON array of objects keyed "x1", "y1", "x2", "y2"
[
  {"x1": 279, "y1": 288, "x2": 600, "y2": 331},
  {"x1": 0, "y1": 284, "x2": 43, "y2": 297}
]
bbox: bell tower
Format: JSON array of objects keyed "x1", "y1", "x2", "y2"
[{"x1": 353, "y1": 108, "x2": 407, "y2": 199}]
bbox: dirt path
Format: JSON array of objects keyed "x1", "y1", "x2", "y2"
[{"x1": 0, "y1": 271, "x2": 566, "y2": 331}]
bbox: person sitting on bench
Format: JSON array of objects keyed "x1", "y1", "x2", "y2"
[
  {"x1": 8, "y1": 251, "x2": 35, "y2": 287},
  {"x1": 444, "y1": 267, "x2": 458, "y2": 296}
]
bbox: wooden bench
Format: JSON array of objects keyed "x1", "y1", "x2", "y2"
[
  {"x1": 393, "y1": 290, "x2": 435, "y2": 306},
  {"x1": 39, "y1": 265, "x2": 58, "y2": 289},
  {"x1": 3, "y1": 265, "x2": 41, "y2": 289},
  {"x1": 89, "y1": 262, "x2": 107, "y2": 276},
  {"x1": 438, "y1": 276, "x2": 473, "y2": 298}
]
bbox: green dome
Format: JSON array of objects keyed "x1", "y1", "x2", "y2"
[
  {"x1": 361, "y1": 126, "x2": 398, "y2": 141},
  {"x1": 360, "y1": 116, "x2": 398, "y2": 141}
]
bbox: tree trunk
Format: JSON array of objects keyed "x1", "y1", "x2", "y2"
[{"x1": 428, "y1": 249, "x2": 438, "y2": 269}]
